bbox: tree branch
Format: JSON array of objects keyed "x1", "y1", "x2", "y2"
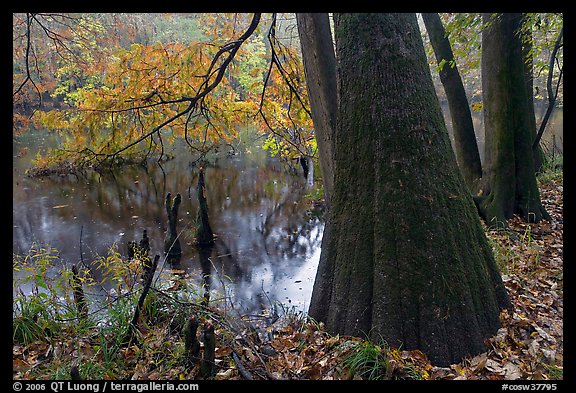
[
  {"x1": 87, "y1": 13, "x2": 262, "y2": 167},
  {"x1": 533, "y1": 25, "x2": 563, "y2": 150}
]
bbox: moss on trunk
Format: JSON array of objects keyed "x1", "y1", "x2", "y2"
[
  {"x1": 309, "y1": 13, "x2": 511, "y2": 367},
  {"x1": 480, "y1": 13, "x2": 550, "y2": 227}
]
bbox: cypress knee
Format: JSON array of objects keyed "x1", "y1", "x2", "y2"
[
  {"x1": 200, "y1": 321, "x2": 216, "y2": 378},
  {"x1": 183, "y1": 315, "x2": 201, "y2": 366},
  {"x1": 196, "y1": 168, "x2": 214, "y2": 246},
  {"x1": 164, "y1": 193, "x2": 182, "y2": 258}
]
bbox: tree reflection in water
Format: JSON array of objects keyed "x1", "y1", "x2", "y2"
[{"x1": 13, "y1": 149, "x2": 325, "y2": 314}]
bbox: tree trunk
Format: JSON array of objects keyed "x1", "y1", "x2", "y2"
[
  {"x1": 520, "y1": 14, "x2": 543, "y2": 173},
  {"x1": 422, "y1": 13, "x2": 482, "y2": 191},
  {"x1": 532, "y1": 25, "x2": 563, "y2": 158},
  {"x1": 296, "y1": 13, "x2": 336, "y2": 207},
  {"x1": 478, "y1": 13, "x2": 550, "y2": 226},
  {"x1": 308, "y1": 13, "x2": 511, "y2": 367}
]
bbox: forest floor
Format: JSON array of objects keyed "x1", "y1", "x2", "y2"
[{"x1": 13, "y1": 175, "x2": 563, "y2": 381}]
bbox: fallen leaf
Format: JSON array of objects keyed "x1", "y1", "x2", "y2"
[
  {"x1": 503, "y1": 362, "x2": 523, "y2": 380},
  {"x1": 215, "y1": 346, "x2": 233, "y2": 357},
  {"x1": 485, "y1": 359, "x2": 505, "y2": 375}
]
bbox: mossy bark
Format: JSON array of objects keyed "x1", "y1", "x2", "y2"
[
  {"x1": 479, "y1": 13, "x2": 550, "y2": 227},
  {"x1": 308, "y1": 13, "x2": 511, "y2": 367},
  {"x1": 520, "y1": 14, "x2": 544, "y2": 173},
  {"x1": 422, "y1": 13, "x2": 483, "y2": 191}
]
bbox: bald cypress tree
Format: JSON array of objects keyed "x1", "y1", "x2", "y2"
[
  {"x1": 308, "y1": 13, "x2": 511, "y2": 367},
  {"x1": 477, "y1": 13, "x2": 550, "y2": 226}
]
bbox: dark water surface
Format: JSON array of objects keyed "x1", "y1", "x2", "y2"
[{"x1": 13, "y1": 135, "x2": 324, "y2": 315}]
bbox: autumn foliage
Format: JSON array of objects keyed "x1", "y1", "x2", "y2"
[{"x1": 14, "y1": 13, "x2": 315, "y2": 173}]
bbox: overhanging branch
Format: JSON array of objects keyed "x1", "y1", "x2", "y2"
[{"x1": 83, "y1": 13, "x2": 262, "y2": 168}]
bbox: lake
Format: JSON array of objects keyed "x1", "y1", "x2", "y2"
[{"x1": 13, "y1": 133, "x2": 325, "y2": 316}]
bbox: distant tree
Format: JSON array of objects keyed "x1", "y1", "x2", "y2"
[
  {"x1": 422, "y1": 12, "x2": 482, "y2": 191},
  {"x1": 477, "y1": 13, "x2": 550, "y2": 226},
  {"x1": 296, "y1": 13, "x2": 336, "y2": 206}
]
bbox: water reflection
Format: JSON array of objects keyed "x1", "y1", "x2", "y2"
[{"x1": 13, "y1": 145, "x2": 324, "y2": 314}]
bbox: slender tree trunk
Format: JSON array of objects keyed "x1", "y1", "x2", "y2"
[
  {"x1": 422, "y1": 13, "x2": 482, "y2": 191},
  {"x1": 478, "y1": 13, "x2": 550, "y2": 226},
  {"x1": 296, "y1": 13, "x2": 336, "y2": 207},
  {"x1": 533, "y1": 25, "x2": 563, "y2": 154},
  {"x1": 309, "y1": 13, "x2": 511, "y2": 367},
  {"x1": 520, "y1": 14, "x2": 544, "y2": 173}
]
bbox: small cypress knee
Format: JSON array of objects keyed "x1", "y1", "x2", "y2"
[
  {"x1": 183, "y1": 315, "x2": 201, "y2": 366},
  {"x1": 200, "y1": 321, "x2": 216, "y2": 378}
]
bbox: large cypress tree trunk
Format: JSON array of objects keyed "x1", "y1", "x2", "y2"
[
  {"x1": 296, "y1": 13, "x2": 337, "y2": 206},
  {"x1": 308, "y1": 13, "x2": 511, "y2": 367},
  {"x1": 422, "y1": 13, "x2": 482, "y2": 191},
  {"x1": 478, "y1": 13, "x2": 550, "y2": 226}
]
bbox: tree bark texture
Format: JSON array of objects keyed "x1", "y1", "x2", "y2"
[
  {"x1": 308, "y1": 13, "x2": 511, "y2": 367},
  {"x1": 422, "y1": 13, "x2": 483, "y2": 190},
  {"x1": 296, "y1": 13, "x2": 337, "y2": 207},
  {"x1": 479, "y1": 13, "x2": 550, "y2": 226}
]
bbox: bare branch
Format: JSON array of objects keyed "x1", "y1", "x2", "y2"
[
  {"x1": 256, "y1": 13, "x2": 311, "y2": 159},
  {"x1": 533, "y1": 25, "x2": 563, "y2": 150}
]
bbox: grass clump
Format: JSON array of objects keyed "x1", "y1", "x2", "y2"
[{"x1": 343, "y1": 339, "x2": 423, "y2": 380}]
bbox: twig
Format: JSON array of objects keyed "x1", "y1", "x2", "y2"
[
  {"x1": 125, "y1": 254, "x2": 160, "y2": 344},
  {"x1": 232, "y1": 351, "x2": 254, "y2": 380}
]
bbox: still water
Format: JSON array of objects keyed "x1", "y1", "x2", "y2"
[{"x1": 13, "y1": 135, "x2": 324, "y2": 315}]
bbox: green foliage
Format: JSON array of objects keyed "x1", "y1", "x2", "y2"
[
  {"x1": 436, "y1": 58, "x2": 455, "y2": 73},
  {"x1": 235, "y1": 37, "x2": 268, "y2": 98},
  {"x1": 13, "y1": 240, "x2": 220, "y2": 379},
  {"x1": 13, "y1": 244, "x2": 77, "y2": 344},
  {"x1": 423, "y1": 13, "x2": 563, "y2": 105},
  {"x1": 344, "y1": 340, "x2": 390, "y2": 380},
  {"x1": 538, "y1": 153, "x2": 563, "y2": 186},
  {"x1": 154, "y1": 14, "x2": 206, "y2": 44},
  {"x1": 343, "y1": 340, "x2": 423, "y2": 380}
]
